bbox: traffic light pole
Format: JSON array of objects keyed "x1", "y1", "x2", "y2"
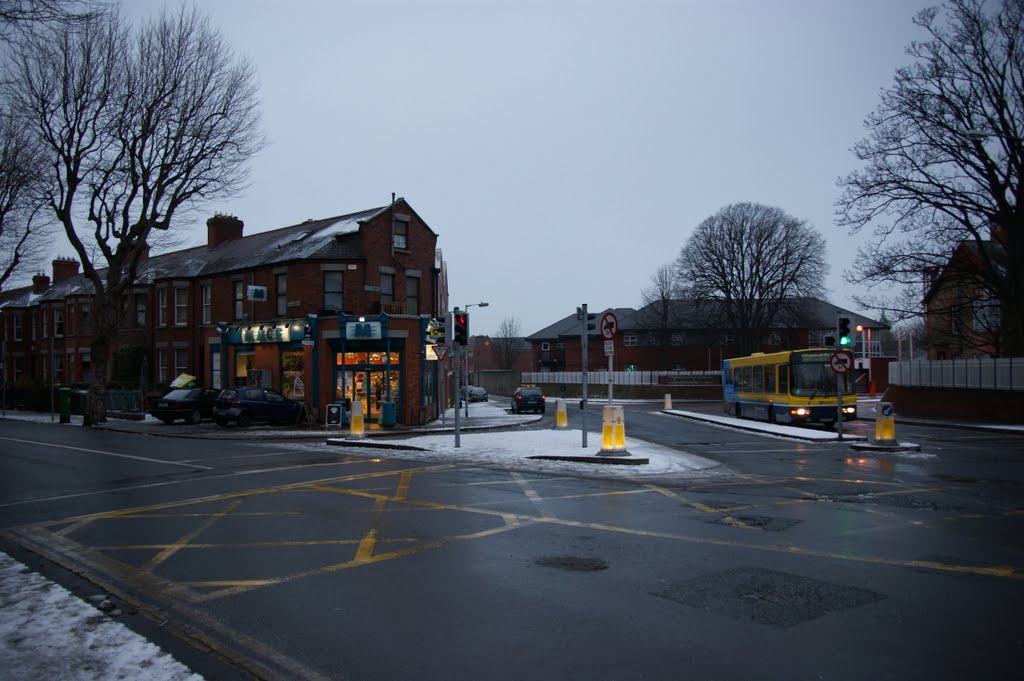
[{"x1": 580, "y1": 304, "x2": 589, "y2": 449}]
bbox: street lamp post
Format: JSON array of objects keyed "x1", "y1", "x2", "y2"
[{"x1": 462, "y1": 302, "x2": 489, "y2": 418}]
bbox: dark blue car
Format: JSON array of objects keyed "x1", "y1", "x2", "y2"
[{"x1": 213, "y1": 387, "x2": 304, "y2": 427}]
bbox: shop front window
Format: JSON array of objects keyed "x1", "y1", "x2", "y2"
[{"x1": 281, "y1": 350, "x2": 305, "y2": 400}]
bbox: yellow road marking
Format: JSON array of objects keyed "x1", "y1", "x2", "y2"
[{"x1": 142, "y1": 500, "x2": 241, "y2": 573}]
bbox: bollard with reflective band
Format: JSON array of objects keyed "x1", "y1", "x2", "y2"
[
  {"x1": 555, "y1": 398, "x2": 568, "y2": 429},
  {"x1": 875, "y1": 402, "x2": 896, "y2": 444},
  {"x1": 350, "y1": 400, "x2": 366, "y2": 438},
  {"x1": 664, "y1": 393, "x2": 672, "y2": 410},
  {"x1": 600, "y1": 404, "x2": 627, "y2": 454}
]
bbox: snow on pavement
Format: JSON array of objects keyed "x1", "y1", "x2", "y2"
[{"x1": 0, "y1": 552, "x2": 203, "y2": 681}]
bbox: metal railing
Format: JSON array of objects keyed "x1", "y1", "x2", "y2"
[
  {"x1": 106, "y1": 389, "x2": 144, "y2": 413},
  {"x1": 889, "y1": 358, "x2": 1024, "y2": 392},
  {"x1": 522, "y1": 370, "x2": 721, "y2": 386}
]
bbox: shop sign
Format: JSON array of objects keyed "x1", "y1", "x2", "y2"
[
  {"x1": 346, "y1": 321, "x2": 382, "y2": 339},
  {"x1": 223, "y1": 321, "x2": 303, "y2": 344}
]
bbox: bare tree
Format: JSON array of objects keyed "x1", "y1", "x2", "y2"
[
  {"x1": 494, "y1": 316, "x2": 523, "y2": 371},
  {"x1": 0, "y1": 0, "x2": 105, "y2": 39},
  {"x1": 7, "y1": 5, "x2": 265, "y2": 423},
  {"x1": 837, "y1": 0, "x2": 1024, "y2": 355},
  {"x1": 675, "y1": 202, "x2": 828, "y2": 355},
  {"x1": 0, "y1": 105, "x2": 47, "y2": 290},
  {"x1": 638, "y1": 263, "x2": 684, "y2": 366}
]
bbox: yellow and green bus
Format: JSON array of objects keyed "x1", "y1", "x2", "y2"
[{"x1": 722, "y1": 349, "x2": 857, "y2": 427}]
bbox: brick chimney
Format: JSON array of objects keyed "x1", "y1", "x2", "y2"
[
  {"x1": 207, "y1": 214, "x2": 244, "y2": 248},
  {"x1": 32, "y1": 273, "x2": 50, "y2": 293},
  {"x1": 52, "y1": 257, "x2": 80, "y2": 282}
]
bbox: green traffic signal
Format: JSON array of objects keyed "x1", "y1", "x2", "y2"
[{"x1": 837, "y1": 317, "x2": 852, "y2": 346}]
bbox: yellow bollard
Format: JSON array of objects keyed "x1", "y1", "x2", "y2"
[
  {"x1": 600, "y1": 404, "x2": 627, "y2": 454},
  {"x1": 555, "y1": 398, "x2": 568, "y2": 429},
  {"x1": 350, "y1": 400, "x2": 366, "y2": 438},
  {"x1": 874, "y1": 402, "x2": 896, "y2": 444},
  {"x1": 664, "y1": 393, "x2": 672, "y2": 410}
]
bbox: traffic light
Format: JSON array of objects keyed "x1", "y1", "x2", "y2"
[
  {"x1": 453, "y1": 311, "x2": 469, "y2": 345},
  {"x1": 837, "y1": 317, "x2": 852, "y2": 346},
  {"x1": 577, "y1": 306, "x2": 597, "y2": 331}
]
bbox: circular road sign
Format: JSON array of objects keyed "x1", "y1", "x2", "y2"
[
  {"x1": 829, "y1": 351, "x2": 852, "y2": 374},
  {"x1": 600, "y1": 311, "x2": 618, "y2": 340}
]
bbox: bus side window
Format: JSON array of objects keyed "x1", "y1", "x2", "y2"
[
  {"x1": 779, "y1": 364, "x2": 789, "y2": 394},
  {"x1": 752, "y1": 365, "x2": 764, "y2": 393},
  {"x1": 766, "y1": 364, "x2": 776, "y2": 393}
]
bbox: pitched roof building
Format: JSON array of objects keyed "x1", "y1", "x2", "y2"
[{"x1": 0, "y1": 197, "x2": 450, "y2": 425}]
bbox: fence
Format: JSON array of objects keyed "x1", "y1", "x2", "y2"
[
  {"x1": 522, "y1": 370, "x2": 721, "y2": 386},
  {"x1": 106, "y1": 389, "x2": 144, "y2": 415},
  {"x1": 888, "y1": 358, "x2": 1024, "y2": 392}
]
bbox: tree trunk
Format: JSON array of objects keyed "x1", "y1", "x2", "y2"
[{"x1": 83, "y1": 329, "x2": 113, "y2": 427}]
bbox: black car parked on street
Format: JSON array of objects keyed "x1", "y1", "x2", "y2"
[
  {"x1": 511, "y1": 386, "x2": 545, "y2": 414},
  {"x1": 213, "y1": 387, "x2": 305, "y2": 427},
  {"x1": 151, "y1": 388, "x2": 220, "y2": 425}
]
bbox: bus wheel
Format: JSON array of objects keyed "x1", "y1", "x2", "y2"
[{"x1": 735, "y1": 405, "x2": 742, "y2": 420}]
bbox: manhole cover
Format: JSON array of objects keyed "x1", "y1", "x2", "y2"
[
  {"x1": 654, "y1": 567, "x2": 884, "y2": 628},
  {"x1": 534, "y1": 556, "x2": 609, "y2": 572}
]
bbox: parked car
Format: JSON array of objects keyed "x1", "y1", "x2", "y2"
[
  {"x1": 213, "y1": 387, "x2": 304, "y2": 427},
  {"x1": 151, "y1": 388, "x2": 220, "y2": 425},
  {"x1": 465, "y1": 386, "x2": 489, "y2": 402},
  {"x1": 511, "y1": 386, "x2": 545, "y2": 414}
]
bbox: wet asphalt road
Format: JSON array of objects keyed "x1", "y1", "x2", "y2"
[{"x1": 1, "y1": 412, "x2": 1023, "y2": 681}]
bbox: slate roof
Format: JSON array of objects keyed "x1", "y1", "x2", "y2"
[
  {"x1": 525, "y1": 298, "x2": 888, "y2": 339},
  {"x1": 0, "y1": 204, "x2": 401, "y2": 310}
]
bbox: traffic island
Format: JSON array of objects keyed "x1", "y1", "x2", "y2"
[
  {"x1": 849, "y1": 401, "x2": 921, "y2": 452},
  {"x1": 527, "y1": 454, "x2": 649, "y2": 465}
]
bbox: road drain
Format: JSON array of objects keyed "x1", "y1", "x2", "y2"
[{"x1": 534, "y1": 556, "x2": 609, "y2": 572}]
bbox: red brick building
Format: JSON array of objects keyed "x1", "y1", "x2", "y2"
[{"x1": 0, "y1": 198, "x2": 450, "y2": 425}]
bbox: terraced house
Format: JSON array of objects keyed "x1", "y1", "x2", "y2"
[{"x1": 0, "y1": 198, "x2": 450, "y2": 426}]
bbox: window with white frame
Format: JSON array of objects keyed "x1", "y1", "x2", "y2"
[
  {"x1": 541, "y1": 342, "x2": 550, "y2": 351},
  {"x1": 82, "y1": 303, "x2": 91, "y2": 333},
  {"x1": 174, "y1": 288, "x2": 188, "y2": 326},
  {"x1": 623, "y1": 333, "x2": 638, "y2": 346},
  {"x1": 12, "y1": 356, "x2": 22, "y2": 382},
  {"x1": 275, "y1": 274, "x2": 286, "y2": 317},
  {"x1": 41, "y1": 309, "x2": 48, "y2": 338},
  {"x1": 156, "y1": 348, "x2": 167, "y2": 383},
  {"x1": 54, "y1": 309, "x2": 64, "y2": 337},
  {"x1": 233, "y1": 281, "x2": 244, "y2": 319},
  {"x1": 723, "y1": 334, "x2": 736, "y2": 344},
  {"x1": 135, "y1": 294, "x2": 146, "y2": 327},
  {"x1": 202, "y1": 285, "x2": 212, "y2": 324},
  {"x1": 13, "y1": 316, "x2": 22, "y2": 341},
  {"x1": 174, "y1": 348, "x2": 188, "y2": 376},
  {"x1": 972, "y1": 297, "x2": 1000, "y2": 332},
  {"x1": 380, "y1": 273, "x2": 394, "y2": 303},
  {"x1": 158, "y1": 289, "x2": 167, "y2": 326},
  {"x1": 31, "y1": 312, "x2": 36, "y2": 340}
]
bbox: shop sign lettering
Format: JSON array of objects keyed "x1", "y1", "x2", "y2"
[{"x1": 346, "y1": 321, "x2": 382, "y2": 339}]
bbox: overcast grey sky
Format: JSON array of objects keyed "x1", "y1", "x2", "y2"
[{"x1": 111, "y1": 0, "x2": 933, "y2": 336}]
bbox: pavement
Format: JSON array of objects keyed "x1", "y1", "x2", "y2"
[{"x1": 1, "y1": 395, "x2": 1021, "y2": 680}]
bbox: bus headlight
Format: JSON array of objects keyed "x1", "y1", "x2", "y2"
[
  {"x1": 843, "y1": 407, "x2": 856, "y2": 414},
  {"x1": 791, "y1": 408, "x2": 809, "y2": 416}
]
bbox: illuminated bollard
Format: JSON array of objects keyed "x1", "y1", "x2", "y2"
[
  {"x1": 349, "y1": 400, "x2": 366, "y2": 438},
  {"x1": 875, "y1": 402, "x2": 896, "y2": 444},
  {"x1": 664, "y1": 393, "x2": 672, "y2": 410},
  {"x1": 554, "y1": 398, "x2": 568, "y2": 429},
  {"x1": 600, "y1": 404, "x2": 628, "y2": 454}
]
